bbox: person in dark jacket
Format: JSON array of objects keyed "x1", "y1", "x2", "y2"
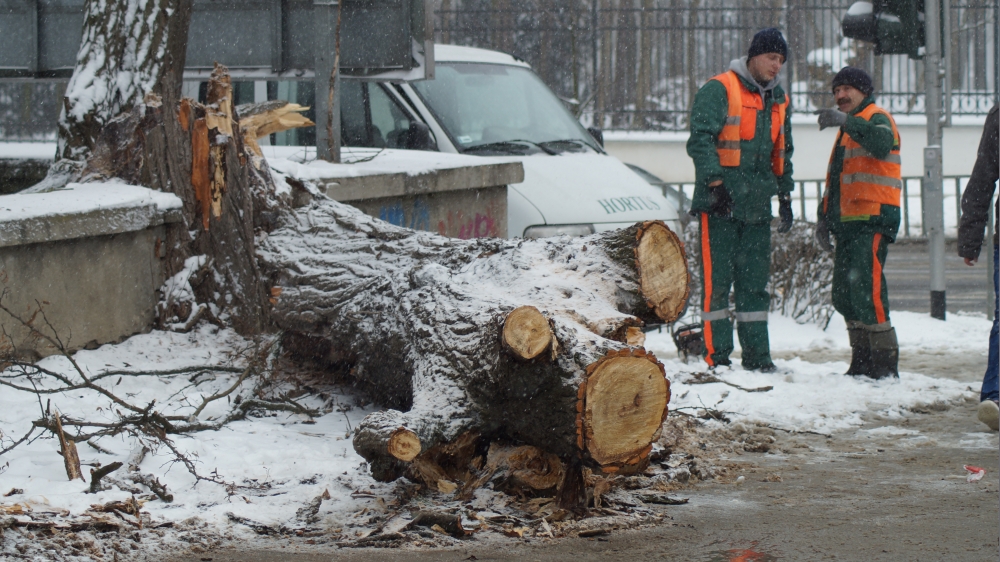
[
  {"x1": 686, "y1": 28, "x2": 795, "y2": 372},
  {"x1": 814, "y1": 67, "x2": 902, "y2": 379},
  {"x1": 957, "y1": 104, "x2": 999, "y2": 431}
]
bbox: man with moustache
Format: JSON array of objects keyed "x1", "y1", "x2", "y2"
[
  {"x1": 687, "y1": 28, "x2": 795, "y2": 372},
  {"x1": 814, "y1": 67, "x2": 902, "y2": 379}
]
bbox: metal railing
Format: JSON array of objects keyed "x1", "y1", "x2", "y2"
[
  {"x1": 668, "y1": 176, "x2": 974, "y2": 239},
  {"x1": 435, "y1": 0, "x2": 999, "y2": 131},
  {"x1": 0, "y1": 0, "x2": 996, "y2": 139}
]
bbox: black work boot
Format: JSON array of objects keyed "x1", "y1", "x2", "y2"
[
  {"x1": 868, "y1": 327, "x2": 899, "y2": 380},
  {"x1": 846, "y1": 324, "x2": 873, "y2": 376}
]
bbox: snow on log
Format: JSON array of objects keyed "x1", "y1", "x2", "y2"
[{"x1": 259, "y1": 203, "x2": 686, "y2": 480}]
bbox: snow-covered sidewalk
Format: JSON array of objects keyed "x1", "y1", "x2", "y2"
[{"x1": 646, "y1": 311, "x2": 987, "y2": 434}]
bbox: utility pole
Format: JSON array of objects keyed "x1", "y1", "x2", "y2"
[
  {"x1": 314, "y1": 0, "x2": 342, "y2": 163},
  {"x1": 923, "y1": 0, "x2": 946, "y2": 319}
]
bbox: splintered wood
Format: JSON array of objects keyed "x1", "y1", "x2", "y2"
[
  {"x1": 635, "y1": 221, "x2": 689, "y2": 322},
  {"x1": 238, "y1": 100, "x2": 315, "y2": 159},
  {"x1": 54, "y1": 414, "x2": 84, "y2": 482},
  {"x1": 502, "y1": 305, "x2": 552, "y2": 361},
  {"x1": 579, "y1": 349, "x2": 670, "y2": 472}
]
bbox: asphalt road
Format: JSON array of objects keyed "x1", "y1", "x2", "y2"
[{"x1": 884, "y1": 238, "x2": 993, "y2": 315}]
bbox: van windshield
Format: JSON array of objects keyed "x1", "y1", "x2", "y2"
[{"x1": 411, "y1": 63, "x2": 598, "y2": 154}]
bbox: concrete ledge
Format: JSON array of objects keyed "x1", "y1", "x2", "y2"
[
  {"x1": 0, "y1": 183, "x2": 184, "y2": 358},
  {"x1": 0, "y1": 183, "x2": 183, "y2": 248},
  {"x1": 317, "y1": 161, "x2": 523, "y2": 202}
]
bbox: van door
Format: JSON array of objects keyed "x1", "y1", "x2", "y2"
[{"x1": 340, "y1": 81, "x2": 436, "y2": 151}]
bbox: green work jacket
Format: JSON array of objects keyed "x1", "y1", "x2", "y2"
[
  {"x1": 820, "y1": 97, "x2": 901, "y2": 240},
  {"x1": 686, "y1": 69, "x2": 795, "y2": 224}
]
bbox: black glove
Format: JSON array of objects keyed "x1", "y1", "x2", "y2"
[
  {"x1": 777, "y1": 193, "x2": 793, "y2": 233},
  {"x1": 815, "y1": 216, "x2": 833, "y2": 252},
  {"x1": 707, "y1": 183, "x2": 732, "y2": 217},
  {"x1": 814, "y1": 108, "x2": 848, "y2": 130}
]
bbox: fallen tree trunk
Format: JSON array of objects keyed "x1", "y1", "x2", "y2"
[
  {"x1": 55, "y1": 6, "x2": 690, "y2": 487},
  {"x1": 260, "y1": 209, "x2": 686, "y2": 478}
]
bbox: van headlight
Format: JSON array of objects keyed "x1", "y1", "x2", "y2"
[{"x1": 523, "y1": 224, "x2": 595, "y2": 239}]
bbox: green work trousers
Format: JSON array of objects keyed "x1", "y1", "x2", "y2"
[
  {"x1": 832, "y1": 228, "x2": 891, "y2": 327},
  {"x1": 697, "y1": 213, "x2": 773, "y2": 369}
]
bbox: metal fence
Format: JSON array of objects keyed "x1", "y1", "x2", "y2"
[
  {"x1": 0, "y1": 0, "x2": 996, "y2": 140},
  {"x1": 435, "y1": 0, "x2": 1000, "y2": 130},
  {"x1": 668, "y1": 176, "x2": 977, "y2": 239}
]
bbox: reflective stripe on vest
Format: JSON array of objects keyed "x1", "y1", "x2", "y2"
[
  {"x1": 824, "y1": 103, "x2": 902, "y2": 219},
  {"x1": 710, "y1": 70, "x2": 788, "y2": 177}
]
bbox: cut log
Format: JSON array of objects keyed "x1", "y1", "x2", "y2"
[
  {"x1": 502, "y1": 305, "x2": 553, "y2": 361},
  {"x1": 580, "y1": 349, "x2": 669, "y2": 471},
  {"x1": 264, "y1": 211, "x2": 687, "y2": 480},
  {"x1": 634, "y1": 221, "x2": 690, "y2": 322}
]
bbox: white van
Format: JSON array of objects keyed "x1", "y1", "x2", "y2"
[{"x1": 339, "y1": 44, "x2": 681, "y2": 238}]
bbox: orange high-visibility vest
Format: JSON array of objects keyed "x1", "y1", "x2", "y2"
[
  {"x1": 710, "y1": 70, "x2": 788, "y2": 177},
  {"x1": 824, "y1": 103, "x2": 902, "y2": 219}
]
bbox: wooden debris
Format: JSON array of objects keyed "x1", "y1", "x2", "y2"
[
  {"x1": 237, "y1": 100, "x2": 315, "y2": 159},
  {"x1": 54, "y1": 414, "x2": 84, "y2": 482},
  {"x1": 634, "y1": 493, "x2": 688, "y2": 505},
  {"x1": 88, "y1": 461, "x2": 123, "y2": 493},
  {"x1": 406, "y1": 510, "x2": 466, "y2": 537}
]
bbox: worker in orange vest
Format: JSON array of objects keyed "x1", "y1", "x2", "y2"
[
  {"x1": 687, "y1": 28, "x2": 795, "y2": 372},
  {"x1": 815, "y1": 67, "x2": 902, "y2": 379}
]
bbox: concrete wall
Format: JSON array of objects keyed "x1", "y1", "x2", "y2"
[
  {"x1": 0, "y1": 184, "x2": 182, "y2": 358},
  {"x1": 315, "y1": 160, "x2": 522, "y2": 239},
  {"x1": 348, "y1": 186, "x2": 508, "y2": 239},
  {"x1": 604, "y1": 118, "x2": 988, "y2": 184},
  {"x1": 0, "y1": 228, "x2": 168, "y2": 357}
]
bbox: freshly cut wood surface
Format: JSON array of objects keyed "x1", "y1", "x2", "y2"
[
  {"x1": 502, "y1": 306, "x2": 552, "y2": 361},
  {"x1": 583, "y1": 350, "x2": 669, "y2": 467},
  {"x1": 635, "y1": 221, "x2": 689, "y2": 322},
  {"x1": 387, "y1": 428, "x2": 421, "y2": 462}
]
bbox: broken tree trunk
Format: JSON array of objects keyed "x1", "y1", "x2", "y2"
[
  {"x1": 57, "y1": 2, "x2": 689, "y2": 488},
  {"x1": 261, "y1": 208, "x2": 686, "y2": 479}
]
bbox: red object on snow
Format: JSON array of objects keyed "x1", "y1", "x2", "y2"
[{"x1": 964, "y1": 465, "x2": 986, "y2": 483}]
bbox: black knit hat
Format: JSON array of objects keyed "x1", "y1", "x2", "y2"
[
  {"x1": 831, "y1": 66, "x2": 874, "y2": 97},
  {"x1": 747, "y1": 28, "x2": 788, "y2": 61}
]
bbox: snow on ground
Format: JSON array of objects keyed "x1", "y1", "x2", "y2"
[
  {"x1": 0, "y1": 310, "x2": 990, "y2": 549},
  {"x1": 645, "y1": 311, "x2": 988, "y2": 435},
  {"x1": 0, "y1": 326, "x2": 385, "y2": 546}
]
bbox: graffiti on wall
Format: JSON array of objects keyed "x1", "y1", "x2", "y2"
[{"x1": 374, "y1": 191, "x2": 505, "y2": 239}]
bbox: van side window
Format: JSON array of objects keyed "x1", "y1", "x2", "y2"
[
  {"x1": 369, "y1": 85, "x2": 413, "y2": 149},
  {"x1": 340, "y1": 80, "x2": 371, "y2": 147},
  {"x1": 340, "y1": 82, "x2": 416, "y2": 149}
]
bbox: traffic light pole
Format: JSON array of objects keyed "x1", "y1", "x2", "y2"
[{"x1": 923, "y1": 0, "x2": 947, "y2": 320}]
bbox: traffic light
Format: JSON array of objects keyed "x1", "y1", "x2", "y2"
[{"x1": 841, "y1": 0, "x2": 925, "y2": 59}]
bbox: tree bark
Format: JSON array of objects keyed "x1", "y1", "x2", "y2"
[
  {"x1": 260, "y1": 208, "x2": 686, "y2": 479},
  {"x1": 58, "y1": 0, "x2": 193, "y2": 161}
]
